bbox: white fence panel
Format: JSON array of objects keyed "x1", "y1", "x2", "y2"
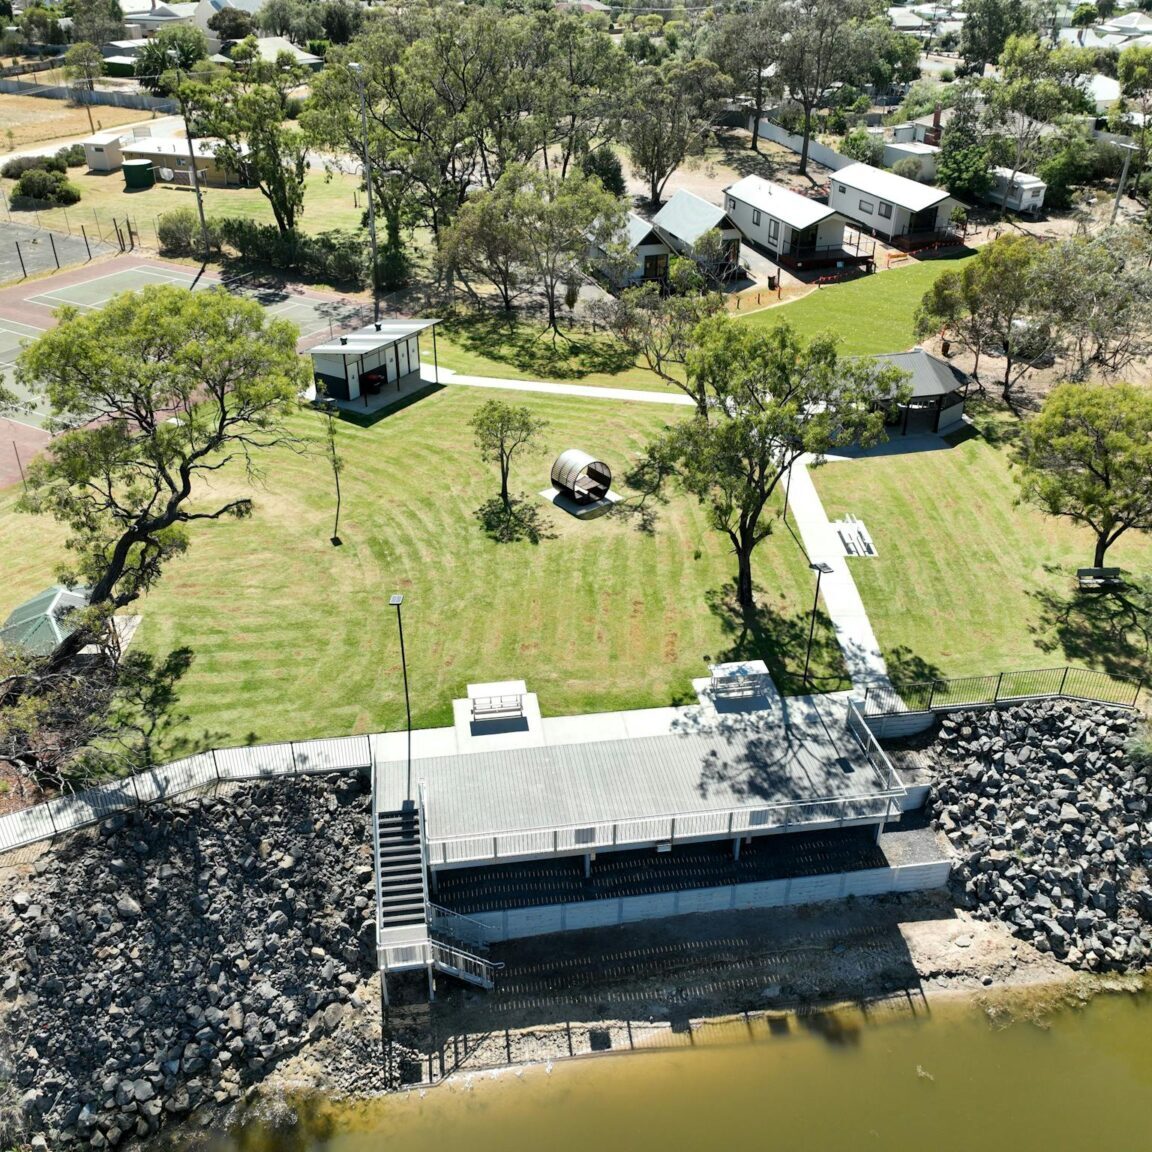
[
  {"x1": 290, "y1": 736, "x2": 371, "y2": 773},
  {"x1": 494, "y1": 829, "x2": 555, "y2": 858},
  {"x1": 890, "y1": 861, "x2": 951, "y2": 891},
  {"x1": 615, "y1": 817, "x2": 672, "y2": 845},
  {"x1": 752, "y1": 119, "x2": 854, "y2": 171},
  {"x1": 215, "y1": 744, "x2": 294, "y2": 779},
  {"x1": 556, "y1": 823, "x2": 614, "y2": 852},
  {"x1": 0, "y1": 803, "x2": 57, "y2": 851},
  {"x1": 673, "y1": 811, "x2": 731, "y2": 839}
]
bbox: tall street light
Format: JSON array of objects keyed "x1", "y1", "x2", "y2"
[
  {"x1": 802, "y1": 562, "x2": 834, "y2": 691},
  {"x1": 350, "y1": 62, "x2": 380, "y2": 324},
  {"x1": 389, "y1": 594, "x2": 412, "y2": 799},
  {"x1": 168, "y1": 50, "x2": 211, "y2": 264}
]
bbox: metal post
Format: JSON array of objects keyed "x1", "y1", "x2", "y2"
[
  {"x1": 1111, "y1": 143, "x2": 1137, "y2": 227},
  {"x1": 48, "y1": 232, "x2": 60, "y2": 270},
  {"x1": 12, "y1": 442, "x2": 26, "y2": 490},
  {"x1": 432, "y1": 324, "x2": 439, "y2": 384},
  {"x1": 15, "y1": 242, "x2": 26, "y2": 279},
  {"x1": 391, "y1": 594, "x2": 412, "y2": 799},
  {"x1": 994, "y1": 671, "x2": 1004, "y2": 702},
  {"x1": 171, "y1": 57, "x2": 211, "y2": 263},
  {"x1": 1058, "y1": 666, "x2": 1069, "y2": 698},
  {"x1": 351, "y1": 63, "x2": 380, "y2": 324},
  {"x1": 80, "y1": 224, "x2": 92, "y2": 261},
  {"x1": 802, "y1": 563, "x2": 831, "y2": 690}
]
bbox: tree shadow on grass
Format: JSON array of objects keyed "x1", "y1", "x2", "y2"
[
  {"x1": 1028, "y1": 579, "x2": 1152, "y2": 683},
  {"x1": 885, "y1": 645, "x2": 947, "y2": 688},
  {"x1": 445, "y1": 311, "x2": 636, "y2": 381},
  {"x1": 704, "y1": 583, "x2": 853, "y2": 696},
  {"x1": 475, "y1": 495, "x2": 556, "y2": 544}
]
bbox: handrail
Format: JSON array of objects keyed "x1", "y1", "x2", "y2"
[
  {"x1": 427, "y1": 902, "x2": 491, "y2": 948},
  {"x1": 370, "y1": 738, "x2": 386, "y2": 965}
]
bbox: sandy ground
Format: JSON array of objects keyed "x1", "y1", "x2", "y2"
[{"x1": 264, "y1": 881, "x2": 1079, "y2": 1096}]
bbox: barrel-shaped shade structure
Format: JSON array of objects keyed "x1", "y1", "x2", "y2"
[{"x1": 551, "y1": 449, "x2": 612, "y2": 504}]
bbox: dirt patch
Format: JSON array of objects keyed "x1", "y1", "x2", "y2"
[{"x1": 0, "y1": 94, "x2": 159, "y2": 150}]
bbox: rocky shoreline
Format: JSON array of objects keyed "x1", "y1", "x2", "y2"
[
  {"x1": 925, "y1": 700, "x2": 1151, "y2": 972},
  {"x1": 1, "y1": 700, "x2": 1149, "y2": 1148},
  {"x1": 0, "y1": 773, "x2": 413, "y2": 1149}
]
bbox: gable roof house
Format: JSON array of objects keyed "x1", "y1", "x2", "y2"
[
  {"x1": 587, "y1": 212, "x2": 673, "y2": 290},
  {"x1": 723, "y1": 175, "x2": 871, "y2": 272},
  {"x1": 872, "y1": 348, "x2": 969, "y2": 435},
  {"x1": 827, "y1": 162, "x2": 960, "y2": 249},
  {"x1": 651, "y1": 189, "x2": 743, "y2": 281}
]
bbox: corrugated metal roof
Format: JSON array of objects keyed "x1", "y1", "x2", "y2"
[
  {"x1": 834, "y1": 163, "x2": 949, "y2": 213},
  {"x1": 378, "y1": 697, "x2": 890, "y2": 840},
  {"x1": 652, "y1": 190, "x2": 734, "y2": 245},
  {"x1": 725, "y1": 175, "x2": 836, "y2": 230},
  {"x1": 309, "y1": 319, "x2": 440, "y2": 357},
  {"x1": 625, "y1": 213, "x2": 661, "y2": 250}
]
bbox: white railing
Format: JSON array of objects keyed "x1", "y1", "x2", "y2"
[
  {"x1": 0, "y1": 735, "x2": 373, "y2": 855},
  {"x1": 379, "y1": 936, "x2": 496, "y2": 988},
  {"x1": 424, "y1": 787, "x2": 905, "y2": 868},
  {"x1": 845, "y1": 699, "x2": 901, "y2": 790},
  {"x1": 428, "y1": 902, "x2": 491, "y2": 949}
]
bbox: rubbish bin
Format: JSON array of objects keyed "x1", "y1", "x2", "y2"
[{"x1": 767, "y1": 274, "x2": 777, "y2": 291}]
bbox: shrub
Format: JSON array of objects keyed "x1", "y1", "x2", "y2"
[
  {"x1": 1, "y1": 153, "x2": 65, "y2": 179},
  {"x1": 12, "y1": 167, "x2": 80, "y2": 205},
  {"x1": 841, "y1": 127, "x2": 883, "y2": 166},
  {"x1": 306, "y1": 39, "x2": 329, "y2": 58},
  {"x1": 940, "y1": 69, "x2": 955, "y2": 83},
  {"x1": 892, "y1": 156, "x2": 923, "y2": 180},
  {"x1": 283, "y1": 96, "x2": 305, "y2": 120},
  {"x1": 55, "y1": 143, "x2": 86, "y2": 167},
  {"x1": 215, "y1": 217, "x2": 367, "y2": 287},
  {"x1": 157, "y1": 206, "x2": 221, "y2": 255}
]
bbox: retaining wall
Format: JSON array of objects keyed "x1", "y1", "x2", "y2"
[{"x1": 468, "y1": 860, "x2": 951, "y2": 941}]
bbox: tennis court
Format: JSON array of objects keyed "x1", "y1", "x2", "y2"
[
  {"x1": 22, "y1": 264, "x2": 371, "y2": 345},
  {"x1": 0, "y1": 318, "x2": 49, "y2": 428}
]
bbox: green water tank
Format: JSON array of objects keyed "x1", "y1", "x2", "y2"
[{"x1": 122, "y1": 159, "x2": 155, "y2": 190}]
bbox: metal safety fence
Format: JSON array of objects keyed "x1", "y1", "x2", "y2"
[
  {"x1": 862, "y1": 665, "x2": 1143, "y2": 717},
  {"x1": 0, "y1": 734, "x2": 372, "y2": 855}
]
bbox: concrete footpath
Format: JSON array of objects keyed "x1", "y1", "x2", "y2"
[
  {"x1": 423, "y1": 365, "x2": 695, "y2": 406},
  {"x1": 782, "y1": 457, "x2": 894, "y2": 696}
]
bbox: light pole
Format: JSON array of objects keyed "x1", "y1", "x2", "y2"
[
  {"x1": 802, "y1": 562, "x2": 834, "y2": 691},
  {"x1": 350, "y1": 62, "x2": 380, "y2": 324},
  {"x1": 168, "y1": 50, "x2": 211, "y2": 263},
  {"x1": 1111, "y1": 142, "x2": 1139, "y2": 227},
  {"x1": 390, "y1": 593, "x2": 412, "y2": 799}
]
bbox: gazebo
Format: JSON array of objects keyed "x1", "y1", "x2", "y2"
[
  {"x1": 873, "y1": 349, "x2": 969, "y2": 435},
  {"x1": 0, "y1": 586, "x2": 90, "y2": 656},
  {"x1": 551, "y1": 450, "x2": 612, "y2": 504}
]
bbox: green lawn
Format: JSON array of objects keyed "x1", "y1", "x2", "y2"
[
  {"x1": 739, "y1": 254, "x2": 977, "y2": 355},
  {"x1": 430, "y1": 312, "x2": 682, "y2": 392},
  {"x1": 811, "y1": 414, "x2": 1152, "y2": 688},
  {"x1": 3, "y1": 168, "x2": 365, "y2": 246},
  {"x1": 0, "y1": 388, "x2": 846, "y2": 755}
]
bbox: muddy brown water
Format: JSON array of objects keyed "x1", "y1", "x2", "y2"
[{"x1": 203, "y1": 987, "x2": 1151, "y2": 1152}]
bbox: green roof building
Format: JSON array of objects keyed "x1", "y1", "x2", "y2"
[{"x1": 0, "y1": 586, "x2": 91, "y2": 657}]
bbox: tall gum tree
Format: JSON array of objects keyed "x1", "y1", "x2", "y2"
[{"x1": 9, "y1": 285, "x2": 310, "y2": 668}]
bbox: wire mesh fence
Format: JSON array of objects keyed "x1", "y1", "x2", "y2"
[{"x1": 863, "y1": 666, "x2": 1142, "y2": 717}]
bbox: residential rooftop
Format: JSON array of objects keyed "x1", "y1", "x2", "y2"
[
  {"x1": 725, "y1": 175, "x2": 836, "y2": 230},
  {"x1": 833, "y1": 162, "x2": 950, "y2": 212}
]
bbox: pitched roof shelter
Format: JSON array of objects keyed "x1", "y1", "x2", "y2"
[
  {"x1": 872, "y1": 348, "x2": 969, "y2": 435},
  {"x1": 0, "y1": 586, "x2": 90, "y2": 657},
  {"x1": 309, "y1": 319, "x2": 442, "y2": 409}
]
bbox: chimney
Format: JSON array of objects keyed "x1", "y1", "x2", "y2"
[
  {"x1": 375, "y1": 322, "x2": 381, "y2": 331},
  {"x1": 339, "y1": 336, "x2": 347, "y2": 345},
  {"x1": 926, "y1": 103, "x2": 942, "y2": 147}
]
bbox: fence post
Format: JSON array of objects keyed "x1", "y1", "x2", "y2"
[
  {"x1": 289, "y1": 741, "x2": 298, "y2": 774},
  {"x1": 212, "y1": 748, "x2": 221, "y2": 781},
  {"x1": 1058, "y1": 667, "x2": 1069, "y2": 698},
  {"x1": 994, "y1": 671, "x2": 1004, "y2": 702},
  {"x1": 15, "y1": 241, "x2": 26, "y2": 279},
  {"x1": 80, "y1": 224, "x2": 92, "y2": 261},
  {"x1": 47, "y1": 802, "x2": 58, "y2": 838},
  {"x1": 928, "y1": 679, "x2": 937, "y2": 711},
  {"x1": 48, "y1": 231, "x2": 60, "y2": 270}
]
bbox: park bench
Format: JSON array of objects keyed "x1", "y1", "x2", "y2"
[
  {"x1": 1076, "y1": 567, "x2": 1124, "y2": 592},
  {"x1": 471, "y1": 694, "x2": 524, "y2": 721},
  {"x1": 711, "y1": 673, "x2": 762, "y2": 699}
]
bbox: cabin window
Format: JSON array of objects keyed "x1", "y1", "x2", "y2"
[
  {"x1": 858, "y1": 199, "x2": 874, "y2": 215},
  {"x1": 727, "y1": 197, "x2": 735, "y2": 211},
  {"x1": 768, "y1": 218, "x2": 779, "y2": 241},
  {"x1": 837, "y1": 184, "x2": 846, "y2": 194},
  {"x1": 878, "y1": 201, "x2": 892, "y2": 219},
  {"x1": 752, "y1": 209, "x2": 761, "y2": 226},
  {"x1": 93, "y1": 145, "x2": 104, "y2": 153}
]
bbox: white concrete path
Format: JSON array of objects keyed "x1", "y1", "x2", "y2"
[
  {"x1": 784, "y1": 457, "x2": 895, "y2": 697},
  {"x1": 422, "y1": 365, "x2": 694, "y2": 407}
]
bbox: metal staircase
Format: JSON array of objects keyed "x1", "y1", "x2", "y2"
[{"x1": 373, "y1": 791, "x2": 497, "y2": 994}]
